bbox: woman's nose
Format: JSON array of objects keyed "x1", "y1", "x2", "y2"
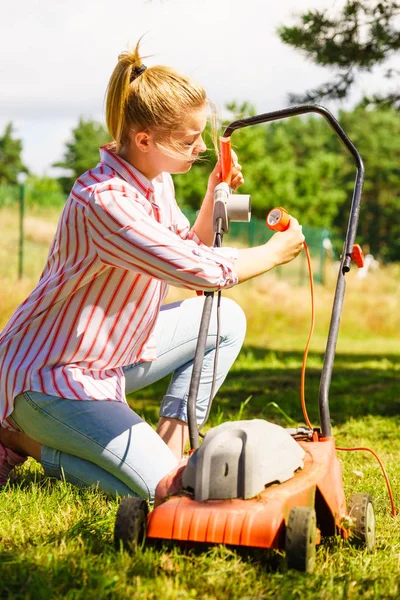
[{"x1": 195, "y1": 137, "x2": 207, "y2": 154}]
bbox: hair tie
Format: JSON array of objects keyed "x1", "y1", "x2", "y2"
[{"x1": 130, "y1": 64, "x2": 147, "y2": 82}]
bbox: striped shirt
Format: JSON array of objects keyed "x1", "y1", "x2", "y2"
[{"x1": 0, "y1": 145, "x2": 238, "y2": 429}]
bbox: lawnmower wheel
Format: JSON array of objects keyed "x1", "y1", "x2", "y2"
[
  {"x1": 114, "y1": 497, "x2": 148, "y2": 552},
  {"x1": 285, "y1": 506, "x2": 317, "y2": 573},
  {"x1": 347, "y1": 493, "x2": 375, "y2": 552}
]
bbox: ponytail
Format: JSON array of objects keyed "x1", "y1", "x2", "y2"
[
  {"x1": 106, "y1": 42, "x2": 144, "y2": 149},
  {"x1": 105, "y1": 39, "x2": 208, "y2": 153}
]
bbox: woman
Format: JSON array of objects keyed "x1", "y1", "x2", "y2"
[{"x1": 0, "y1": 42, "x2": 304, "y2": 501}]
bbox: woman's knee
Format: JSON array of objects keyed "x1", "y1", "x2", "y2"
[{"x1": 219, "y1": 297, "x2": 247, "y2": 345}]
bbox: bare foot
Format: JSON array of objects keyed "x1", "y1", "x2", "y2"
[{"x1": 0, "y1": 427, "x2": 41, "y2": 461}]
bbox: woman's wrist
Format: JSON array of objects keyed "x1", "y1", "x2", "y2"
[{"x1": 263, "y1": 238, "x2": 281, "y2": 269}]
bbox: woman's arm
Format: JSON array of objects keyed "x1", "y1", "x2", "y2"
[
  {"x1": 234, "y1": 218, "x2": 305, "y2": 283},
  {"x1": 190, "y1": 153, "x2": 304, "y2": 280},
  {"x1": 87, "y1": 184, "x2": 239, "y2": 292}
]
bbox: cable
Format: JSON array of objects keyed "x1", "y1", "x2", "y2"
[
  {"x1": 300, "y1": 243, "x2": 314, "y2": 431},
  {"x1": 335, "y1": 446, "x2": 397, "y2": 517},
  {"x1": 300, "y1": 238, "x2": 397, "y2": 517}
]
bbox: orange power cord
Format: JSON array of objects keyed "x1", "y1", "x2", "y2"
[
  {"x1": 301, "y1": 243, "x2": 397, "y2": 517},
  {"x1": 301, "y1": 243, "x2": 314, "y2": 432}
]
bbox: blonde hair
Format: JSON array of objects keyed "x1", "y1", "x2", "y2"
[{"x1": 106, "y1": 41, "x2": 211, "y2": 156}]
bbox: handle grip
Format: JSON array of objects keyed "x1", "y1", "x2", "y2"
[
  {"x1": 266, "y1": 207, "x2": 291, "y2": 232},
  {"x1": 220, "y1": 136, "x2": 232, "y2": 185}
]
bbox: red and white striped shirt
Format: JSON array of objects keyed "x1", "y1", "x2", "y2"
[{"x1": 0, "y1": 146, "x2": 238, "y2": 428}]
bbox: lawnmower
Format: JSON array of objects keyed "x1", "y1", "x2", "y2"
[{"x1": 114, "y1": 104, "x2": 376, "y2": 573}]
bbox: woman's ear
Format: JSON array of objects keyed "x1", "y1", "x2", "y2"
[{"x1": 135, "y1": 131, "x2": 152, "y2": 154}]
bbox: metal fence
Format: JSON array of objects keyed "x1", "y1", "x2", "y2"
[{"x1": 0, "y1": 187, "x2": 332, "y2": 285}]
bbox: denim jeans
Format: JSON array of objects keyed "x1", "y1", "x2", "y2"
[{"x1": 9, "y1": 297, "x2": 246, "y2": 501}]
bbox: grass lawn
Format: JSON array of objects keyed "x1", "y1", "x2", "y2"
[{"x1": 0, "y1": 206, "x2": 399, "y2": 599}]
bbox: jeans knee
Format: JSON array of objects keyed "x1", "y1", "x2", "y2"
[{"x1": 220, "y1": 298, "x2": 247, "y2": 346}]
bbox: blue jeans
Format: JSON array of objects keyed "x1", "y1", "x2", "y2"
[{"x1": 9, "y1": 297, "x2": 246, "y2": 501}]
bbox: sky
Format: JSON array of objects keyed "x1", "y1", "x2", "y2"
[{"x1": 0, "y1": 0, "x2": 393, "y2": 176}]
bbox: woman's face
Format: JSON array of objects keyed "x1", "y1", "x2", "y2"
[{"x1": 148, "y1": 105, "x2": 208, "y2": 176}]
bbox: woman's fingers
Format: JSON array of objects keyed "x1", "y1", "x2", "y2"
[
  {"x1": 208, "y1": 150, "x2": 244, "y2": 191},
  {"x1": 230, "y1": 151, "x2": 244, "y2": 190},
  {"x1": 231, "y1": 169, "x2": 244, "y2": 190}
]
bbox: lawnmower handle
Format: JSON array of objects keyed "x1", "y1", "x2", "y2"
[
  {"x1": 223, "y1": 104, "x2": 365, "y2": 438},
  {"x1": 220, "y1": 136, "x2": 232, "y2": 185}
]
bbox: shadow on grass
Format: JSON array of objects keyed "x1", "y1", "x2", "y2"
[
  {"x1": 0, "y1": 545, "x2": 280, "y2": 600},
  {"x1": 126, "y1": 346, "x2": 400, "y2": 428},
  {"x1": 0, "y1": 549, "x2": 124, "y2": 599}
]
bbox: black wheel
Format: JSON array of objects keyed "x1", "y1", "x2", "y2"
[
  {"x1": 114, "y1": 497, "x2": 148, "y2": 552},
  {"x1": 348, "y1": 493, "x2": 375, "y2": 552},
  {"x1": 285, "y1": 506, "x2": 317, "y2": 573}
]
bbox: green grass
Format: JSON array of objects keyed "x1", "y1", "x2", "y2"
[
  {"x1": 1, "y1": 206, "x2": 400, "y2": 598},
  {"x1": 1, "y1": 348, "x2": 400, "y2": 599}
]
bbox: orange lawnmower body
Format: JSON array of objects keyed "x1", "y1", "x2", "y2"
[{"x1": 147, "y1": 437, "x2": 347, "y2": 548}]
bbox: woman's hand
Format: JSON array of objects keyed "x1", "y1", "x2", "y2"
[
  {"x1": 193, "y1": 152, "x2": 244, "y2": 246},
  {"x1": 233, "y1": 216, "x2": 305, "y2": 284},
  {"x1": 265, "y1": 216, "x2": 305, "y2": 266},
  {"x1": 154, "y1": 456, "x2": 189, "y2": 506},
  {"x1": 207, "y1": 150, "x2": 244, "y2": 194}
]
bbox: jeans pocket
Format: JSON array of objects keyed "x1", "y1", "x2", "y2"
[{"x1": 22, "y1": 391, "x2": 44, "y2": 412}]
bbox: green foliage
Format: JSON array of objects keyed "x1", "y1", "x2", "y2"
[
  {"x1": 232, "y1": 115, "x2": 347, "y2": 228},
  {"x1": 26, "y1": 174, "x2": 66, "y2": 208},
  {"x1": 278, "y1": 0, "x2": 400, "y2": 107},
  {"x1": 0, "y1": 184, "x2": 19, "y2": 208},
  {"x1": 337, "y1": 106, "x2": 400, "y2": 261},
  {"x1": 0, "y1": 123, "x2": 29, "y2": 185},
  {"x1": 174, "y1": 102, "x2": 400, "y2": 261},
  {"x1": 54, "y1": 118, "x2": 111, "y2": 194}
]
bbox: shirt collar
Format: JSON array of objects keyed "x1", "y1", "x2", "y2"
[{"x1": 99, "y1": 144, "x2": 155, "y2": 200}]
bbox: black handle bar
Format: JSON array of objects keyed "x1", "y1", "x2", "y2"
[
  {"x1": 224, "y1": 104, "x2": 364, "y2": 436},
  {"x1": 186, "y1": 104, "x2": 364, "y2": 445}
]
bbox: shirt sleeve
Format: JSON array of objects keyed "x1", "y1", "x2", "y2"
[{"x1": 86, "y1": 182, "x2": 238, "y2": 292}]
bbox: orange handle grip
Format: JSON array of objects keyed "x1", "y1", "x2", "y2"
[
  {"x1": 351, "y1": 244, "x2": 365, "y2": 268},
  {"x1": 266, "y1": 207, "x2": 291, "y2": 232},
  {"x1": 220, "y1": 136, "x2": 232, "y2": 185}
]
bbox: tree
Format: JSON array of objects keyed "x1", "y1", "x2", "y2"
[
  {"x1": 278, "y1": 0, "x2": 400, "y2": 108},
  {"x1": 336, "y1": 106, "x2": 400, "y2": 261},
  {"x1": 54, "y1": 118, "x2": 111, "y2": 194},
  {"x1": 0, "y1": 123, "x2": 29, "y2": 185}
]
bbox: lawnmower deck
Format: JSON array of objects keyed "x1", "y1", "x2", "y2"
[{"x1": 146, "y1": 437, "x2": 348, "y2": 549}]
